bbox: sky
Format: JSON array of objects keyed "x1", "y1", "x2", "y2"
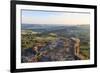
[{"x1": 21, "y1": 10, "x2": 90, "y2": 25}]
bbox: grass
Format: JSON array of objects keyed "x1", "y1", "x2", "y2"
[{"x1": 80, "y1": 45, "x2": 90, "y2": 59}]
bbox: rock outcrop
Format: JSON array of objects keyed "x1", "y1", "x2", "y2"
[
  {"x1": 46, "y1": 37, "x2": 81, "y2": 61},
  {"x1": 22, "y1": 37, "x2": 86, "y2": 62}
]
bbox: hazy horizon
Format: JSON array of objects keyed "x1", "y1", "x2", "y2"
[
  {"x1": 22, "y1": 23, "x2": 89, "y2": 26},
  {"x1": 22, "y1": 10, "x2": 90, "y2": 25}
]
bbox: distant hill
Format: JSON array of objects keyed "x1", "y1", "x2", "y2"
[
  {"x1": 21, "y1": 24, "x2": 90, "y2": 42},
  {"x1": 22, "y1": 24, "x2": 89, "y2": 32},
  {"x1": 22, "y1": 24, "x2": 67, "y2": 33}
]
